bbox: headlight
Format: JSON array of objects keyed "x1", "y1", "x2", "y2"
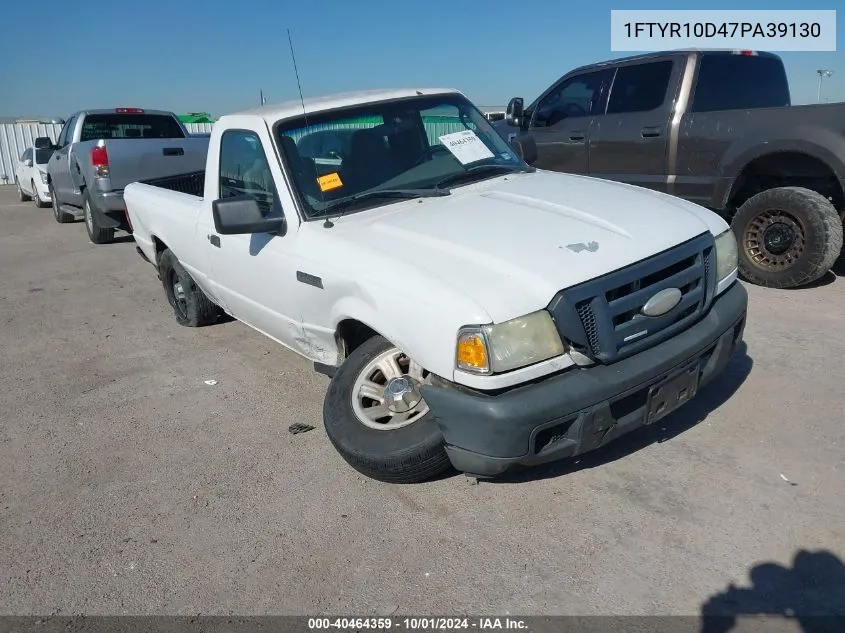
[
  {"x1": 40, "y1": 172, "x2": 48, "y2": 184},
  {"x1": 715, "y1": 228, "x2": 738, "y2": 282},
  {"x1": 456, "y1": 310, "x2": 566, "y2": 374}
]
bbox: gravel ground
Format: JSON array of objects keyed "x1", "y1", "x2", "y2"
[{"x1": 1, "y1": 186, "x2": 843, "y2": 620}]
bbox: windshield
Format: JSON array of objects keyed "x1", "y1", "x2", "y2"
[{"x1": 274, "y1": 93, "x2": 530, "y2": 219}]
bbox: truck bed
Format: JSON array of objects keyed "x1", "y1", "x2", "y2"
[{"x1": 140, "y1": 170, "x2": 206, "y2": 197}]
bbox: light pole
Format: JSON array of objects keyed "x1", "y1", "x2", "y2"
[{"x1": 816, "y1": 69, "x2": 833, "y2": 103}]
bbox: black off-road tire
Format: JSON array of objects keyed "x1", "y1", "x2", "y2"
[
  {"x1": 50, "y1": 185, "x2": 74, "y2": 223},
  {"x1": 323, "y1": 335, "x2": 453, "y2": 484},
  {"x1": 83, "y1": 192, "x2": 115, "y2": 244},
  {"x1": 16, "y1": 178, "x2": 32, "y2": 202},
  {"x1": 158, "y1": 248, "x2": 222, "y2": 327},
  {"x1": 731, "y1": 186, "x2": 843, "y2": 289}
]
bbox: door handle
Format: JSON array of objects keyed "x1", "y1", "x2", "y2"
[
  {"x1": 568, "y1": 131, "x2": 586, "y2": 142},
  {"x1": 208, "y1": 234, "x2": 220, "y2": 247},
  {"x1": 641, "y1": 126, "x2": 662, "y2": 138}
]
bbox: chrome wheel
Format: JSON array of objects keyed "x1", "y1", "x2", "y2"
[
  {"x1": 351, "y1": 347, "x2": 431, "y2": 430},
  {"x1": 170, "y1": 273, "x2": 188, "y2": 319},
  {"x1": 84, "y1": 200, "x2": 94, "y2": 233}
]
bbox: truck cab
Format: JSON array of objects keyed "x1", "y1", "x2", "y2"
[
  {"x1": 499, "y1": 49, "x2": 845, "y2": 289},
  {"x1": 125, "y1": 88, "x2": 748, "y2": 484}
]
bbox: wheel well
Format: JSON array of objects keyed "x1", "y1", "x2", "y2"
[
  {"x1": 729, "y1": 152, "x2": 844, "y2": 213},
  {"x1": 151, "y1": 236, "x2": 168, "y2": 266},
  {"x1": 335, "y1": 319, "x2": 379, "y2": 359}
]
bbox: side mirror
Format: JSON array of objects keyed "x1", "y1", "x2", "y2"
[
  {"x1": 510, "y1": 134, "x2": 538, "y2": 166},
  {"x1": 24, "y1": 159, "x2": 33, "y2": 167},
  {"x1": 505, "y1": 97, "x2": 524, "y2": 127},
  {"x1": 34, "y1": 136, "x2": 54, "y2": 150},
  {"x1": 212, "y1": 196, "x2": 286, "y2": 236}
]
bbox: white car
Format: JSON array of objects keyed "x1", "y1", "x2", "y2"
[
  {"x1": 15, "y1": 146, "x2": 53, "y2": 207},
  {"x1": 125, "y1": 88, "x2": 748, "y2": 484}
]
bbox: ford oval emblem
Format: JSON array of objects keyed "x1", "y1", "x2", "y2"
[{"x1": 640, "y1": 288, "x2": 682, "y2": 317}]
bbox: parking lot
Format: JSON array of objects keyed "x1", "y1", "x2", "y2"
[{"x1": 1, "y1": 183, "x2": 844, "y2": 617}]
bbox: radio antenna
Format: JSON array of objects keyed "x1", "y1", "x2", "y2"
[{"x1": 286, "y1": 28, "x2": 330, "y2": 227}]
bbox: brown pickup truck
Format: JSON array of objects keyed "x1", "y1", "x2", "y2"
[{"x1": 496, "y1": 49, "x2": 845, "y2": 289}]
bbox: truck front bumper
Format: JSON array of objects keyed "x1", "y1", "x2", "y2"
[{"x1": 420, "y1": 281, "x2": 748, "y2": 478}]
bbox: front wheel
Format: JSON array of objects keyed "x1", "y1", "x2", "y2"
[
  {"x1": 732, "y1": 186, "x2": 843, "y2": 288},
  {"x1": 50, "y1": 185, "x2": 74, "y2": 223},
  {"x1": 83, "y1": 194, "x2": 115, "y2": 244},
  {"x1": 32, "y1": 181, "x2": 49, "y2": 208},
  {"x1": 323, "y1": 335, "x2": 453, "y2": 484}
]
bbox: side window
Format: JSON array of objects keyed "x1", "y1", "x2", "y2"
[
  {"x1": 606, "y1": 61, "x2": 674, "y2": 114},
  {"x1": 25, "y1": 149, "x2": 33, "y2": 162},
  {"x1": 218, "y1": 129, "x2": 281, "y2": 217},
  {"x1": 691, "y1": 55, "x2": 790, "y2": 112},
  {"x1": 533, "y1": 70, "x2": 611, "y2": 127},
  {"x1": 58, "y1": 116, "x2": 76, "y2": 148}
]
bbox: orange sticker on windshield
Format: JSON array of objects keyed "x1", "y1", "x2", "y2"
[{"x1": 317, "y1": 172, "x2": 343, "y2": 192}]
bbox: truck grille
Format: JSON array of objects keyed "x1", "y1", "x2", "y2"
[{"x1": 548, "y1": 233, "x2": 717, "y2": 364}]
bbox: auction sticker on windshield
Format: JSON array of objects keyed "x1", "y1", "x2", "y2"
[
  {"x1": 317, "y1": 172, "x2": 343, "y2": 192},
  {"x1": 438, "y1": 130, "x2": 494, "y2": 165}
]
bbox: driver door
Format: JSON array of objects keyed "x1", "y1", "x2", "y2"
[{"x1": 526, "y1": 69, "x2": 614, "y2": 174}]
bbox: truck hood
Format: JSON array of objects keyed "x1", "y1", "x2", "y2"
[{"x1": 329, "y1": 170, "x2": 728, "y2": 323}]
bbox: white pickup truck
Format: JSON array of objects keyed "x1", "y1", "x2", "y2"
[{"x1": 125, "y1": 88, "x2": 748, "y2": 484}]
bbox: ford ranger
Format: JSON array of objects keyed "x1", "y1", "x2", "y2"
[
  {"x1": 124, "y1": 88, "x2": 748, "y2": 483},
  {"x1": 497, "y1": 49, "x2": 845, "y2": 289},
  {"x1": 36, "y1": 108, "x2": 209, "y2": 244}
]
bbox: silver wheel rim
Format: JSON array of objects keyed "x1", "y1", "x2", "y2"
[
  {"x1": 17, "y1": 180, "x2": 23, "y2": 199},
  {"x1": 351, "y1": 348, "x2": 431, "y2": 431},
  {"x1": 32, "y1": 182, "x2": 39, "y2": 204},
  {"x1": 85, "y1": 201, "x2": 93, "y2": 232},
  {"x1": 171, "y1": 275, "x2": 188, "y2": 318}
]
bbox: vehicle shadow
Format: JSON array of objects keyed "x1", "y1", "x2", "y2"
[
  {"x1": 488, "y1": 341, "x2": 753, "y2": 484},
  {"x1": 700, "y1": 549, "x2": 845, "y2": 633}
]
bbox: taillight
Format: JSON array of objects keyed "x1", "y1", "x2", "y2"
[
  {"x1": 115, "y1": 107, "x2": 144, "y2": 113},
  {"x1": 91, "y1": 146, "x2": 109, "y2": 177}
]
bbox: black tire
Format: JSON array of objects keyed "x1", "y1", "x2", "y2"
[
  {"x1": 323, "y1": 335, "x2": 453, "y2": 484},
  {"x1": 32, "y1": 181, "x2": 49, "y2": 208},
  {"x1": 158, "y1": 248, "x2": 222, "y2": 327},
  {"x1": 17, "y1": 179, "x2": 32, "y2": 202},
  {"x1": 731, "y1": 186, "x2": 843, "y2": 289},
  {"x1": 50, "y1": 185, "x2": 74, "y2": 223},
  {"x1": 83, "y1": 192, "x2": 115, "y2": 244}
]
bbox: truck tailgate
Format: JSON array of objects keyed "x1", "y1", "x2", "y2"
[{"x1": 102, "y1": 137, "x2": 210, "y2": 191}]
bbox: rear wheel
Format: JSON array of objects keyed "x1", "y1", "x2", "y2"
[
  {"x1": 83, "y1": 193, "x2": 115, "y2": 244},
  {"x1": 732, "y1": 186, "x2": 843, "y2": 288},
  {"x1": 50, "y1": 185, "x2": 74, "y2": 223},
  {"x1": 158, "y1": 248, "x2": 222, "y2": 327},
  {"x1": 17, "y1": 178, "x2": 31, "y2": 202},
  {"x1": 323, "y1": 335, "x2": 453, "y2": 484}
]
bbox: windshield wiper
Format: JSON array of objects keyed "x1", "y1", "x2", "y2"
[
  {"x1": 321, "y1": 188, "x2": 450, "y2": 218},
  {"x1": 434, "y1": 164, "x2": 533, "y2": 192}
]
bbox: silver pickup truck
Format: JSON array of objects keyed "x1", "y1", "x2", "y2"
[{"x1": 36, "y1": 108, "x2": 209, "y2": 244}]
